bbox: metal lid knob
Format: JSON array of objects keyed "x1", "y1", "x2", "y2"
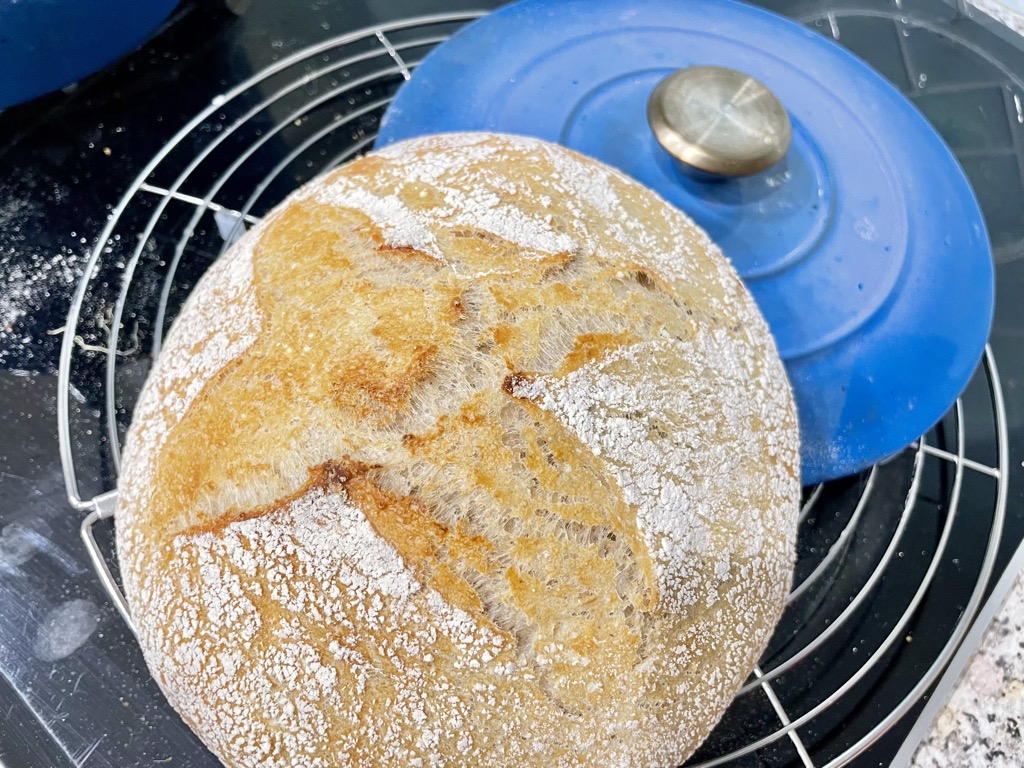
[{"x1": 647, "y1": 66, "x2": 792, "y2": 177}]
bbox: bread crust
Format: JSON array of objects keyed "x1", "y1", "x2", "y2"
[{"x1": 116, "y1": 132, "x2": 800, "y2": 768}]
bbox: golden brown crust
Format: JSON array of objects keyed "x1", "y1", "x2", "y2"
[{"x1": 116, "y1": 132, "x2": 800, "y2": 768}]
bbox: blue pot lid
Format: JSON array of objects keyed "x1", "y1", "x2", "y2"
[
  {"x1": 376, "y1": 0, "x2": 994, "y2": 484},
  {"x1": 0, "y1": 0, "x2": 179, "y2": 109}
]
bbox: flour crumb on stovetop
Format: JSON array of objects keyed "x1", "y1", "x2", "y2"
[
  {"x1": 0, "y1": 172, "x2": 82, "y2": 369},
  {"x1": 0, "y1": 244, "x2": 80, "y2": 366}
]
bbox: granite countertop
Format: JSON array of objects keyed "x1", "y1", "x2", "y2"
[{"x1": 912, "y1": 563, "x2": 1024, "y2": 766}]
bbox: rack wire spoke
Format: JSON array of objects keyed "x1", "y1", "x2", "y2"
[{"x1": 754, "y1": 665, "x2": 816, "y2": 768}]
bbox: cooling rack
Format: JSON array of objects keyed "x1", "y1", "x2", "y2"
[{"x1": 56, "y1": 10, "x2": 1011, "y2": 767}]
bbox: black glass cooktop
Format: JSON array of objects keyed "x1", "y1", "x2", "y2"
[{"x1": 1, "y1": 1, "x2": 1022, "y2": 766}]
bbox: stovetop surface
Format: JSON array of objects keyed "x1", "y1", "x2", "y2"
[{"x1": 0, "y1": 1, "x2": 1022, "y2": 766}]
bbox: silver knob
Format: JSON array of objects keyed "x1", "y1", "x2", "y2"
[{"x1": 647, "y1": 66, "x2": 792, "y2": 177}]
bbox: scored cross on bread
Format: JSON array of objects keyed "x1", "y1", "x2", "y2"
[{"x1": 116, "y1": 133, "x2": 800, "y2": 768}]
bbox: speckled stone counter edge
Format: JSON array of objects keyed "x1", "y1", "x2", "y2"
[{"x1": 902, "y1": 540, "x2": 1024, "y2": 766}]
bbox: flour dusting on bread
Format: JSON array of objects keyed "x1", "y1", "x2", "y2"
[
  {"x1": 116, "y1": 132, "x2": 800, "y2": 768},
  {"x1": 512, "y1": 332, "x2": 796, "y2": 612}
]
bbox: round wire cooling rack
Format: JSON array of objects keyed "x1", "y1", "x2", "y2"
[{"x1": 56, "y1": 11, "x2": 1010, "y2": 768}]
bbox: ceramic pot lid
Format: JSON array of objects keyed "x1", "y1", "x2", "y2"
[{"x1": 376, "y1": 0, "x2": 994, "y2": 484}]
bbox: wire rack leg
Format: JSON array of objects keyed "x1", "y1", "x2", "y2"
[{"x1": 80, "y1": 490, "x2": 136, "y2": 637}]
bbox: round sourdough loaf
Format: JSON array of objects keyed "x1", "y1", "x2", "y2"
[{"x1": 115, "y1": 132, "x2": 801, "y2": 768}]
